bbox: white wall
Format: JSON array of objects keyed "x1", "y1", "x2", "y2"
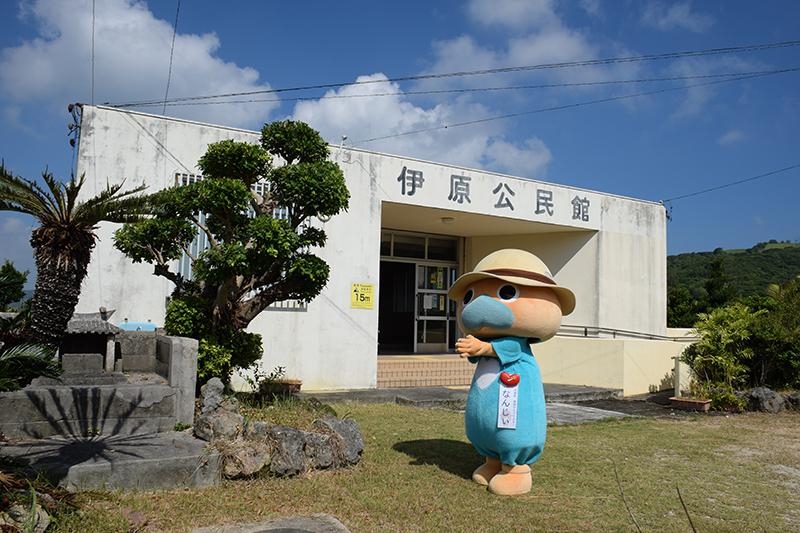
[{"x1": 76, "y1": 105, "x2": 668, "y2": 391}]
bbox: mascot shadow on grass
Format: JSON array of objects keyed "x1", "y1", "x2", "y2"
[{"x1": 447, "y1": 249, "x2": 575, "y2": 496}]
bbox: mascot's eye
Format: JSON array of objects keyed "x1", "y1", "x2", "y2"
[
  {"x1": 462, "y1": 288, "x2": 475, "y2": 305},
  {"x1": 497, "y1": 284, "x2": 519, "y2": 302}
]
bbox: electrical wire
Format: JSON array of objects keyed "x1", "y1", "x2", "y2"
[
  {"x1": 106, "y1": 39, "x2": 800, "y2": 108},
  {"x1": 162, "y1": 0, "x2": 181, "y2": 116},
  {"x1": 662, "y1": 164, "x2": 800, "y2": 203},
  {"x1": 115, "y1": 68, "x2": 800, "y2": 108},
  {"x1": 352, "y1": 68, "x2": 796, "y2": 145}
]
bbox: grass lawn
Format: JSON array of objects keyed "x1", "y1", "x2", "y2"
[{"x1": 56, "y1": 404, "x2": 800, "y2": 532}]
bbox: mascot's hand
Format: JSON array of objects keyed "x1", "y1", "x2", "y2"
[{"x1": 456, "y1": 334, "x2": 497, "y2": 358}]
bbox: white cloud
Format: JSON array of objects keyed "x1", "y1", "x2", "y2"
[
  {"x1": 641, "y1": 1, "x2": 714, "y2": 33},
  {"x1": 484, "y1": 137, "x2": 552, "y2": 178},
  {"x1": 468, "y1": 0, "x2": 560, "y2": 31},
  {"x1": 717, "y1": 129, "x2": 745, "y2": 146},
  {"x1": 0, "y1": 0, "x2": 276, "y2": 129}
]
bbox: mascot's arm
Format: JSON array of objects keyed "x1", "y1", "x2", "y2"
[{"x1": 456, "y1": 334, "x2": 497, "y2": 359}]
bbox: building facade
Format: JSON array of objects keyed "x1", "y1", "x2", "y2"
[{"x1": 75, "y1": 105, "x2": 688, "y2": 395}]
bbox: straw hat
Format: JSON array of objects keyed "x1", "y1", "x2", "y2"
[{"x1": 448, "y1": 249, "x2": 575, "y2": 315}]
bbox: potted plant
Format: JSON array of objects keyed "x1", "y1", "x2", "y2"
[
  {"x1": 255, "y1": 366, "x2": 302, "y2": 396},
  {"x1": 669, "y1": 381, "x2": 712, "y2": 412}
]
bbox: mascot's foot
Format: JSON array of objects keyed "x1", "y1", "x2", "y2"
[
  {"x1": 488, "y1": 464, "x2": 532, "y2": 495},
  {"x1": 472, "y1": 457, "x2": 502, "y2": 486}
]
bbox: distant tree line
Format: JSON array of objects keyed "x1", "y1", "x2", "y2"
[
  {"x1": 668, "y1": 241, "x2": 800, "y2": 328},
  {"x1": 669, "y1": 241, "x2": 800, "y2": 395}
]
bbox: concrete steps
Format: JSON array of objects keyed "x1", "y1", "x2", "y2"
[{"x1": 378, "y1": 354, "x2": 473, "y2": 388}]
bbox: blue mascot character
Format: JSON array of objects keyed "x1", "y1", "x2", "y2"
[{"x1": 448, "y1": 249, "x2": 575, "y2": 495}]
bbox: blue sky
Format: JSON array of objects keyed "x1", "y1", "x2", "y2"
[{"x1": 1, "y1": 0, "x2": 798, "y2": 288}]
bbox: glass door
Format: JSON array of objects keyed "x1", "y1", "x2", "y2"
[{"x1": 415, "y1": 264, "x2": 458, "y2": 353}]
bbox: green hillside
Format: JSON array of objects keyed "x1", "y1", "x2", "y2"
[{"x1": 668, "y1": 241, "x2": 800, "y2": 300}]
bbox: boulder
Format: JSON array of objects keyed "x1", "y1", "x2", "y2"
[
  {"x1": 302, "y1": 430, "x2": 334, "y2": 469},
  {"x1": 243, "y1": 420, "x2": 272, "y2": 442},
  {"x1": 269, "y1": 426, "x2": 306, "y2": 476},
  {"x1": 784, "y1": 392, "x2": 800, "y2": 411},
  {"x1": 745, "y1": 387, "x2": 785, "y2": 413},
  {"x1": 314, "y1": 418, "x2": 364, "y2": 465},
  {"x1": 194, "y1": 409, "x2": 243, "y2": 441},
  {"x1": 221, "y1": 441, "x2": 270, "y2": 478},
  {"x1": 199, "y1": 378, "x2": 225, "y2": 414}
]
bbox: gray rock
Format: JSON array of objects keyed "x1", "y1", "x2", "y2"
[
  {"x1": 243, "y1": 420, "x2": 272, "y2": 442},
  {"x1": 746, "y1": 387, "x2": 785, "y2": 413},
  {"x1": 269, "y1": 426, "x2": 306, "y2": 476},
  {"x1": 314, "y1": 418, "x2": 364, "y2": 465},
  {"x1": 784, "y1": 392, "x2": 800, "y2": 410},
  {"x1": 194, "y1": 409, "x2": 244, "y2": 441},
  {"x1": 302, "y1": 430, "x2": 334, "y2": 469},
  {"x1": 199, "y1": 378, "x2": 225, "y2": 414},
  {"x1": 1, "y1": 503, "x2": 50, "y2": 533},
  {"x1": 221, "y1": 441, "x2": 270, "y2": 478}
]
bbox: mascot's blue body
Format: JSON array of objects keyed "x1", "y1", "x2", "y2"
[
  {"x1": 448, "y1": 249, "x2": 575, "y2": 495},
  {"x1": 465, "y1": 337, "x2": 546, "y2": 466}
]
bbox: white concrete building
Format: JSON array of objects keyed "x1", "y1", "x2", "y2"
[{"x1": 75, "y1": 105, "x2": 690, "y2": 395}]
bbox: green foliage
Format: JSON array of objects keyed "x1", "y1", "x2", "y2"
[
  {"x1": 0, "y1": 343, "x2": 62, "y2": 391},
  {"x1": 689, "y1": 381, "x2": 747, "y2": 411},
  {"x1": 261, "y1": 120, "x2": 329, "y2": 164},
  {"x1": 682, "y1": 276, "x2": 800, "y2": 390},
  {"x1": 114, "y1": 120, "x2": 349, "y2": 336},
  {"x1": 164, "y1": 295, "x2": 262, "y2": 385},
  {"x1": 196, "y1": 328, "x2": 263, "y2": 386},
  {"x1": 198, "y1": 139, "x2": 272, "y2": 187},
  {"x1": 0, "y1": 260, "x2": 28, "y2": 311},
  {"x1": 114, "y1": 120, "x2": 348, "y2": 384},
  {"x1": 164, "y1": 295, "x2": 211, "y2": 340},
  {"x1": 668, "y1": 242, "x2": 800, "y2": 303},
  {"x1": 681, "y1": 302, "x2": 756, "y2": 387}
]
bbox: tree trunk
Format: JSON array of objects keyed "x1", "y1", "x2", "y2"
[{"x1": 25, "y1": 246, "x2": 89, "y2": 350}]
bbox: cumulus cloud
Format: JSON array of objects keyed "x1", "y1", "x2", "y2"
[
  {"x1": 467, "y1": 0, "x2": 560, "y2": 31},
  {"x1": 484, "y1": 137, "x2": 552, "y2": 178},
  {"x1": 717, "y1": 129, "x2": 745, "y2": 146},
  {"x1": 641, "y1": 1, "x2": 714, "y2": 33},
  {"x1": 0, "y1": 0, "x2": 276, "y2": 129}
]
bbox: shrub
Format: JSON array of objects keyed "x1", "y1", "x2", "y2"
[{"x1": 165, "y1": 296, "x2": 262, "y2": 386}]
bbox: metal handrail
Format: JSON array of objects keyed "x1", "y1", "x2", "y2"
[{"x1": 558, "y1": 324, "x2": 698, "y2": 342}]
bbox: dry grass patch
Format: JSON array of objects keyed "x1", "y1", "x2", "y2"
[{"x1": 55, "y1": 405, "x2": 800, "y2": 532}]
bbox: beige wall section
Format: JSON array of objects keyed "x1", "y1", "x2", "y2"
[{"x1": 535, "y1": 335, "x2": 695, "y2": 396}]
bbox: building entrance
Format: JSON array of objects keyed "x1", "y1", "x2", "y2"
[{"x1": 378, "y1": 231, "x2": 460, "y2": 354}]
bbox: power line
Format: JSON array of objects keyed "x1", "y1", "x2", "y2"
[
  {"x1": 352, "y1": 68, "x2": 796, "y2": 145},
  {"x1": 118, "y1": 68, "x2": 800, "y2": 108},
  {"x1": 162, "y1": 0, "x2": 181, "y2": 116},
  {"x1": 106, "y1": 39, "x2": 800, "y2": 109},
  {"x1": 662, "y1": 164, "x2": 800, "y2": 203}
]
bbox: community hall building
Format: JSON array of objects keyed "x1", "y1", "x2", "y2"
[{"x1": 74, "y1": 105, "x2": 692, "y2": 396}]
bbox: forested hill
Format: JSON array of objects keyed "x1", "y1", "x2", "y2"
[{"x1": 668, "y1": 241, "x2": 800, "y2": 300}]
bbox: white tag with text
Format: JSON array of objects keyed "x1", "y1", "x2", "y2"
[{"x1": 497, "y1": 383, "x2": 518, "y2": 429}]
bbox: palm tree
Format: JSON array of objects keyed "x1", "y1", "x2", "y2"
[{"x1": 0, "y1": 161, "x2": 149, "y2": 349}]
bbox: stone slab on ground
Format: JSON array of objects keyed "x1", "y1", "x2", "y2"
[
  {"x1": 0, "y1": 431, "x2": 218, "y2": 492},
  {"x1": 192, "y1": 515, "x2": 350, "y2": 533},
  {"x1": 546, "y1": 402, "x2": 633, "y2": 425},
  {"x1": 298, "y1": 383, "x2": 620, "y2": 410}
]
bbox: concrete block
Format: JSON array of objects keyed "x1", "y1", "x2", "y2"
[
  {"x1": 0, "y1": 432, "x2": 219, "y2": 492},
  {"x1": 117, "y1": 331, "x2": 157, "y2": 356},
  {"x1": 61, "y1": 353, "x2": 104, "y2": 374},
  {"x1": 121, "y1": 354, "x2": 157, "y2": 372}
]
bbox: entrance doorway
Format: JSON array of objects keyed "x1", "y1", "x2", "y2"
[{"x1": 378, "y1": 231, "x2": 460, "y2": 354}]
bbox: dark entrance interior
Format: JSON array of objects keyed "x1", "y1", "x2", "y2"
[{"x1": 378, "y1": 261, "x2": 415, "y2": 354}]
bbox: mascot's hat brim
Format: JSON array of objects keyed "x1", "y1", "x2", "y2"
[{"x1": 448, "y1": 249, "x2": 575, "y2": 316}]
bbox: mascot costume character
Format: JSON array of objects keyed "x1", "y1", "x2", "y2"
[{"x1": 448, "y1": 249, "x2": 575, "y2": 495}]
